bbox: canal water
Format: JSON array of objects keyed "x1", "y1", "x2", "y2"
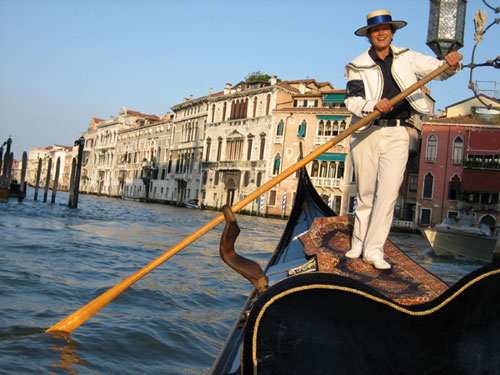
[{"x1": 0, "y1": 188, "x2": 485, "y2": 374}]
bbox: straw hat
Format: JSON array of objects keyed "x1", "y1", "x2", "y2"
[{"x1": 355, "y1": 10, "x2": 407, "y2": 36}]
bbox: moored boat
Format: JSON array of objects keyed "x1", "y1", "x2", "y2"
[
  {"x1": 210, "y1": 169, "x2": 500, "y2": 375},
  {"x1": 422, "y1": 218, "x2": 498, "y2": 262}
]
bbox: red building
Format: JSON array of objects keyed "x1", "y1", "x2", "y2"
[{"x1": 417, "y1": 109, "x2": 500, "y2": 232}]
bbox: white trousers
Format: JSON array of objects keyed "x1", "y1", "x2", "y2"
[{"x1": 349, "y1": 125, "x2": 409, "y2": 258}]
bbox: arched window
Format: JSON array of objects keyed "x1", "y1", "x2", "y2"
[
  {"x1": 298, "y1": 120, "x2": 307, "y2": 138},
  {"x1": 277, "y1": 120, "x2": 284, "y2": 136},
  {"x1": 273, "y1": 154, "x2": 281, "y2": 175},
  {"x1": 423, "y1": 173, "x2": 434, "y2": 199},
  {"x1": 448, "y1": 175, "x2": 461, "y2": 200},
  {"x1": 259, "y1": 135, "x2": 266, "y2": 160},
  {"x1": 247, "y1": 136, "x2": 253, "y2": 161},
  {"x1": 222, "y1": 102, "x2": 227, "y2": 122},
  {"x1": 205, "y1": 138, "x2": 211, "y2": 161},
  {"x1": 311, "y1": 160, "x2": 319, "y2": 177},
  {"x1": 253, "y1": 97, "x2": 258, "y2": 117},
  {"x1": 340, "y1": 120, "x2": 346, "y2": 132},
  {"x1": 325, "y1": 121, "x2": 331, "y2": 137},
  {"x1": 265, "y1": 94, "x2": 271, "y2": 115},
  {"x1": 452, "y1": 136, "x2": 463, "y2": 164},
  {"x1": 256, "y1": 172, "x2": 262, "y2": 187},
  {"x1": 337, "y1": 161, "x2": 345, "y2": 178},
  {"x1": 217, "y1": 137, "x2": 222, "y2": 161},
  {"x1": 425, "y1": 134, "x2": 438, "y2": 163},
  {"x1": 320, "y1": 161, "x2": 328, "y2": 177},
  {"x1": 328, "y1": 162, "x2": 336, "y2": 178},
  {"x1": 211, "y1": 104, "x2": 216, "y2": 123},
  {"x1": 317, "y1": 120, "x2": 324, "y2": 136},
  {"x1": 244, "y1": 171, "x2": 250, "y2": 187},
  {"x1": 333, "y1": 121, "x2": 339, "y2": 136}
]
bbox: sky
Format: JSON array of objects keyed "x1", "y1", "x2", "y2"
[{"x1": 1, "y1": 0, "x2": 499, "y2": 158}]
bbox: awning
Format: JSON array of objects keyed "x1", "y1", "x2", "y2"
[
  {"x1": 316, "y1": 115, "x2": 348, "y2": 121},
  {"x1": 322, "y1": 93, "x2": 345, "y2": 103},
  {"x1": 316, "y1": 153, "x2": 346, "y2": 162},
  {"x1": 461, "y1": 169, "x2": 500, "y2": 192},
  {"x1": 466, "y1": 131, "x2": 500, "y2": 155}
]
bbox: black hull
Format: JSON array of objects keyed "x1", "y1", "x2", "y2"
[{"x1": 243, "y1": 266, "x2": 500, "y2": 375}]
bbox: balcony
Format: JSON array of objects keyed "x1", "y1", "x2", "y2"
[
  {"x1": 310, "y1": 177, "x2": 344, "y2": 189},
  {"x1": 314, "y1": 136, "x2": 346, "y2": 148},
  {"x1": 463, "y1": 160, "x2": 500, "y2": 171}
]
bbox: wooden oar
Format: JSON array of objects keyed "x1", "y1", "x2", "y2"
[{"x1": 46, "y1": 62, "x2": 451, "y2": 334}]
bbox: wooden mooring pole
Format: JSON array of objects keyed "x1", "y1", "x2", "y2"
[
  {"x1": 43, "y1": 158, "x2": 52, "y2": 203},
  {"x1": 18, "y1": 152, "x2": 27, "y2": 202},
  {"x1": 51, "y1": 157, "x2": 60, "y2": 204},
  {"x1": 34, "y1": 158, "x2": 42, "y2": 201},
  {"x1": 68, "y1": 137, "x2": 85, "y2": 208}
]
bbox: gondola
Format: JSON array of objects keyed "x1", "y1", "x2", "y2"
[{"x1": 210, "y1": 169, "x2": 500, "y2": 375}]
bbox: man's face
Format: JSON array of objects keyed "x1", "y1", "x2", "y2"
[{"x1": 368, "y1": 24, "x2": 393, "y2": 50}]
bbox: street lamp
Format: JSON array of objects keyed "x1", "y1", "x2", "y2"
[{"x1": 427, "y1": 0, "x2": 467, "y2": 58}]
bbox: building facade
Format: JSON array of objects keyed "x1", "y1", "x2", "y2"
[{"x1": 417, "y1": 96, "x2": 500, "y2": 232}]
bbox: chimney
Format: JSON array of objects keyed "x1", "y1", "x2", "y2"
[
  {"x1": 190, "y1": 94, "x2": 193, "y2": 100},
  {"x1": 209, "y1": 87, "x2": 213, "y2": 96},
  {"x1": 183, "y1": 98, "x2": 188, "y2": 103},
  {"x1": 270, "y1": 75, "x2": 277, "y2": 85},
  {"x1": 224, "y1": 83, "x2": 233, "y2": 95}
]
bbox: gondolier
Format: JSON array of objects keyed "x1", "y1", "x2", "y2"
[{"x1": 344, "y1": 10, "x2": 462, "y2": 269}]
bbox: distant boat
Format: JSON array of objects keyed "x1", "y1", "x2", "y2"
[
  {"x1": 184, "y1": 199, "x2": 199, "y2": 209},
  {"x1": 422, "y1": 218, "x2": 498, "y2": 262}
]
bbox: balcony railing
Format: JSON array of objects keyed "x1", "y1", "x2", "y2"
[
  {"x1": 310, "y1": 177, "x2": 344, "y2": 189},
  {"x1": 463, "y1": 160, "x2": 500, "y2": 170}
]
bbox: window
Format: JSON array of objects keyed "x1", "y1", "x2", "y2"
[
  {"x1": 217, "y1": 138, "x2": 222, "y2": 161},
  {"x1": 214, "y1": 172, "x2": 219, "y2": 186},
  {"x1": 269, "y1": 190, "x2": 277, "y2": 205},
  {"x1": 276, "y1": 120, "x2": 284, "y2": 136},
  {"x1": 448, "y1": 175, "x2": 461, "y2": 200},
  {"x1": 423, "y1": 173, "x2": 434, "y2": 199},
  {"x1": 311, "y1": 160, "x2": 319, "y2": 177},
  {"x1": 253, "y1": 97, "x2": 257, "y2": 117},
  {"x1": 259, "y1": 135, "x2": 266, "y2": 160},
  {"x1": 222, "y1": 102, "x2": 227, "y2": 122},
  {"x1": 205, "y1": 138, "x2": 211, "y2": 161},
  {"x1": 244, "y1": 171, "x2": 250, "y2": 187},
  {"x1": 420, "y1": 208, "x2": 432, "y2": 225},
  {"x1": 325, "y1": 121, "x2": 332, "y2": 137},
  {"x1": 256, "y1": 172, "x2": 262, "y2": 187},
  {"x1": 273, "y1": 154, "x2": 281, "y2": 175},
  {"x1": 409, "y1": 175, "x2": 418, "y2": 192},
  {"x1": 319, "y1": 161, "x2": 328, "y2": 177},
  {"x1": 452, "y1": 137, "x2": 463, "y2": 164},
  {"x1": 247, "y1": 137, "x2": 253, "y2": 161},
  {"x1": 333, "y1": 121, "x2": 339, "y2": 136},
  {"x1": 328, "y1": 162, "x2": 336, "y2": 178},
  {"x1": 265, "y1": 94, "x2": 271, "y2": 115},
  {"x1": 425, "y1": 134, "x2": 437, "y2": 162},
  {"x1": 337, "y1": 162, "x2": 345, "y2": 178},
  {"x1": 347, "y1": 196, "x2": 356, "y2": 214},
  {"x1": 317, "y1": 121, "x2": 324, "y2": 136},
  {"x1": 298, "y1": 120, "x2": 307, "y2": 137}
]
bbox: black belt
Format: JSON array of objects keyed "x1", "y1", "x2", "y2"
[{"x1": 373, "y1": 119, "x2": 412, "y2": 127}]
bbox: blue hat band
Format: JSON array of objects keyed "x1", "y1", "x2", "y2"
[{"x1": 367, "y1": 14, "x2": 393, "y2": 26}]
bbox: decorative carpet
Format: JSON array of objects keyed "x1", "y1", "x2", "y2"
[{"x1": 298, "y1": 216, "x2": 449, "y2": 305}]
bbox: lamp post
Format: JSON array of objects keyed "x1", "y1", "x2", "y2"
[{"x1": 427, "y1": 0, "x2": 467, "y2": 58}]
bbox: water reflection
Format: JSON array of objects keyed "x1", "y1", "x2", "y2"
[{"x1": 50, "y1": 331, "x2": 89, "y2": 375}]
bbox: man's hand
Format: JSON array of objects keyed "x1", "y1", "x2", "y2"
[
  {"x1": 375, "y1": 98, "x2": 393, "y2": 113},
  {"x1": 445, "y1": 51, "x2": 463, "y2": 70}
]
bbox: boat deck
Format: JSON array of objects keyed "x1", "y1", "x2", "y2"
[{"x1": 298, "y1": 216, "x2": 449, "y2": 305}]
